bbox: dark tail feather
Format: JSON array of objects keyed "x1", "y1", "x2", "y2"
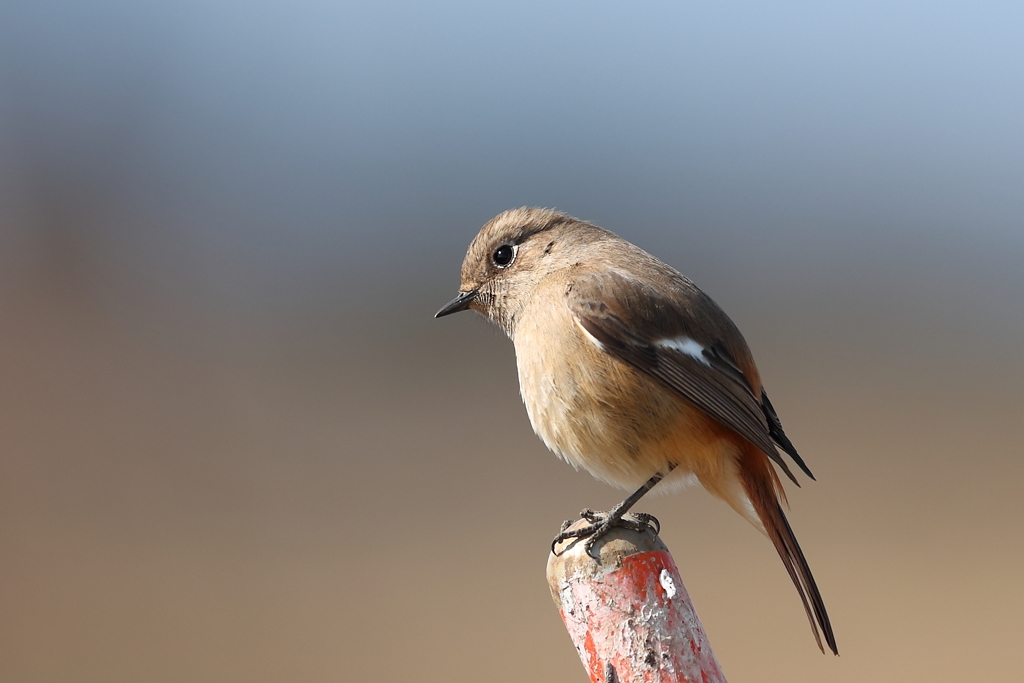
[{"x1": 741, "y1": 451, "x2": 838, "y2": 655}]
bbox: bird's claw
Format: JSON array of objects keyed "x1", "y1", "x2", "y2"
[
  {"x1": 631, "y1": 511, "x2": 661, "y2": 536},
  {"x1": 550, "y1": 510, "x2": 661, "y2": 557}
]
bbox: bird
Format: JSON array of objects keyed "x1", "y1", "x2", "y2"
[{"x1": 435, "y1": 207, "x2": 837, "y2": 655}]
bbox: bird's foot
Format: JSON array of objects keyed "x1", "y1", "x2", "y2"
[{"x1": 551, "y1": 508, "x2": 660, "y2": 557}]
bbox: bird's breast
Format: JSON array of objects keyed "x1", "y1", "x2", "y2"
[{"x1": 513, "y1": 302, "x2": 734, "y2": 491}]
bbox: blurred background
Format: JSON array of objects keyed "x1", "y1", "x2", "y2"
[{"x1": 1, "y1": 1, "x2": 1022, "y2": 681}]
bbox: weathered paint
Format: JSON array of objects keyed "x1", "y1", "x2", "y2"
[{"x1": 548, "y1": 523, "x2": 726, "y2": 683}]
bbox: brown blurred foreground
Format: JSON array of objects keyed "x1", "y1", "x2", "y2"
[{"x1": 1, "y1": 247, "x2": 1023, "y2": 683}]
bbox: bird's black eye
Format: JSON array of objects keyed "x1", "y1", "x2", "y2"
[{"x1": 492, "y1": 244, "x2": 515, "y2": 267}]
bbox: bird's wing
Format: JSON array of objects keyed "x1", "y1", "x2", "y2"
[{"x1": 566, "y1": 270, "x2": 802, "y2": 484}]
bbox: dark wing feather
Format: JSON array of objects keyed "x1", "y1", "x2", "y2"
[
  {"x1": 760, "y1": 388, "x2": 814, "y2": 480},
  {"x1": 707, "y1": 341, "x2": 815, "y2": 481},
  {"x1": 568, "y1": 272, "x2": 802, "y2": 485}
]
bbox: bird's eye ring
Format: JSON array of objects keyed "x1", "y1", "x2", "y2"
[{"x1": 492, "y1": 244, "x2": 516, "y2": 268}]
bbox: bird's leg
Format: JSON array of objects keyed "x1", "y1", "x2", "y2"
[{"x1": 551, "y1": 464, "x2": 676, "y2": 557}]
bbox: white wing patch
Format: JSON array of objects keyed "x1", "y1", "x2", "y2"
[
  {"x1": 656, "y1": 337, "x2": 710, "y2": 366},
  {"x1": 576, "y1": 319, "x2": 606, "y2": 349}
]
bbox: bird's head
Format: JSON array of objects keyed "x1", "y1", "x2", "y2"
[{"x1": 435, "y1": 207, "x2": 608, "y2": 336}]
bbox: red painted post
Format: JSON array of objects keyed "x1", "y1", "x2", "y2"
[{"x1": 547, "y1": 520, "x2": 726, "y2": 683}]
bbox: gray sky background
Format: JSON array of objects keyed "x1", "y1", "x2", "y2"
[{"x1": 2, "y1": 0, "x2": 1022, "y2": 316}]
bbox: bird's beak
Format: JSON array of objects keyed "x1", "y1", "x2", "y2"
[{"x1": 434, "y1": 289, "x2": 479, "y2": 318}]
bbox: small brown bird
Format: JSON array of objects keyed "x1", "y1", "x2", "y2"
[{"x1": 436, "y1": 207, "x2": 837, "y2": 655}]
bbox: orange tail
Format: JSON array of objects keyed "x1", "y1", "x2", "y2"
[{"x1": 739, "y1": 446, "x2": 838, "y2": 655}]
